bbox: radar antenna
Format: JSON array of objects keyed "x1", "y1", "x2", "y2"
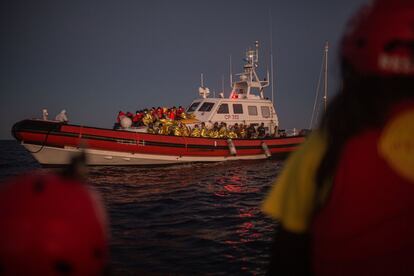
[{"x1": 229, "y1": 41, "x2": 270, "y2": 99}]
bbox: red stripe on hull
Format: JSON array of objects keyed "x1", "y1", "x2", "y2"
[{"x1": 14, "y1": 120, "x2": 305, "y2": 158}]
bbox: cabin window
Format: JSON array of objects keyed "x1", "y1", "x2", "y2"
[
  {"x1": 261, "y1": 106, "x2": 271, "y2": 118},
  {"x1": 233, "y1": 104, "x2": 244, "y2": 114},
  {"x1": 187, "y1": 102, "x2": 201, "y2": 112},
  {"x1": 217, "y1": 103, "x2": 229, "y2": 114},
  {"x1": 198, "y1": 102, "x2": 215, "y2": 112},
  {"x1": 248, "y1": 106, "x2": 258, "y2": 116}
]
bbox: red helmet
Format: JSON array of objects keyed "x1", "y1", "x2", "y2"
[
  {"x1": 341, "y1": 0, "x2": 414, "y2": 76},
  {"x1": 0, "y1": 173, "x2": 109, "y2": 275}
]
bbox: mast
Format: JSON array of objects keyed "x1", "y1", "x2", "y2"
[
  {"x1": 201, "y1": 73, "x2": 204, "y2": 87},
  {"x1": 309, "y1": 41, "x2": 329, "y2": 129},
  {"x1": 222, "y1": 75, "x2": 225, "y2": 95},
  {"x1": 269, "y1": 9, "x2": 275, "y2": 105},
  {"x1": 229, "y1": 55, "x2": 233, "y2": 89}
]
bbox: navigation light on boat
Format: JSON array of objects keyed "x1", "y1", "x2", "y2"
[{"x1": 231, "y1": 92, "x2": 238, "y2": 99}]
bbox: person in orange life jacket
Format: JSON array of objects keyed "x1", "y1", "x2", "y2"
[
  {"x1": 125, "y1": 111, "x2": 133, "y2": 119},
  {"x1": 0, "y1": 153, "x2": 110, "y2": 275},
  {"x1": 132, "y1": 110, "x2": 142, "y2": 127},
  {"x1": 176, "y1": 106, "x2": 184, "y2": 118},
  {"x1": 262, "y1": 0, "x2": 414, "y2": 275},
  {"x1": 168, "y1": 108, "x2": 176, "y2": 120},
  {"x1": 150, "y1": 107, "x2": 158, "y2": 120},
  {"x1": 114, "y1": 111, "x2": 124, "y2": 129},
  {"x1": 156, "y1": 107, "x2": 163, "y2": 120},
  {"x1": 116, "y1": 111, "x2": 125, "y2": 123}
]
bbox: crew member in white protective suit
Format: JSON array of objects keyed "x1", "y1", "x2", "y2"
[
  {"x1": 42, "y1": 109, "x2": 48, "y2": 120},
  {"x1": 55, "y1": 109, "x2": 68, "y2": 123}
]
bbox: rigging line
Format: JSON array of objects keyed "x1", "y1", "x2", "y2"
[
  {"x1": 25, "y1": 125, "x2": 57, "y2": 154},
  {"x1": 314, "y1": 94, "x2": 323, "y2": 129},
  {"x1": 323, "y1": 41, "x2": 329, "y2": 112},
  {"x1": 309, "y1": 49, "x2": 326, "y2": 129}
]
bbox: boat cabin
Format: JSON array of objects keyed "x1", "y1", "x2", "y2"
[
  {"x1": 187, "y1": 98, "x2": 278, "y2": 135},
  {"x1": 187, "y1": 41, "x2": 279, "y2": 135}
]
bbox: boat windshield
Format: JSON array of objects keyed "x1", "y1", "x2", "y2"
[
  {"x1": 187, "y1": 102, "x2": 201, "y2": 113},
  {"x1": 198, "y1": 102, "x2": 215, "y2": 112}
]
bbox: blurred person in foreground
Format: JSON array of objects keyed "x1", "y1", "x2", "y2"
[
  {"x1": 0, "y1": 154, "x2": 110, "y2": 275},
  {"x1": 262, "y1": 0, "x2": 414, "y2": 275}
]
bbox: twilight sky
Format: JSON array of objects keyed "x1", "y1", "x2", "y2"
[{"x1": 1, "y1": 0, "x2": 369, "y2": 139}]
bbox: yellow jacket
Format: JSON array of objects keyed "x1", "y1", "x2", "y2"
[
  {"x1": 201, "y1": 127, "x2": 209, "y2": 138},
  {"x1": 190, "y1": 128, "x2": 201, "y2": 137}
]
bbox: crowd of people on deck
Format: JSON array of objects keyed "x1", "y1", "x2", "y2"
[
  {"x1": 144, "y1": 121, "x2": 269, "y2": 139},
  {"x1": 114, "y1": 106, "x2": 277, "y2": 139},
  {"x1": 114, "y1": 106, "x2": 188, "y2": 128}
]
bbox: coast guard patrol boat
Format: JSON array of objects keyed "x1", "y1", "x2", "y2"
[{"x1": 12, "y1": 42, "x2": 305, "y2": 165}]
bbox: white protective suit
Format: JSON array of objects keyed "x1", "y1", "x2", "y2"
[
  {"x1": 42, "y1": 109, "x2": 49, "y2": 120},
  {"x1": 55, "y1": 110, "x2": 68, "y2": 122}
]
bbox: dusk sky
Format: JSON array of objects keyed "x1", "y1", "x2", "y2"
[{"x1": 1, "y1": 0, "x2": 369, "y2": 139}]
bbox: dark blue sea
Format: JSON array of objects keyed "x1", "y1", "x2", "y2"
[{"x1": 0, "y1": 140, "x2": 283, "y2": 275}]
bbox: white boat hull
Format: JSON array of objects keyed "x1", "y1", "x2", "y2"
[{"x1": 23, "y1": 143, "x2": 268, "y2": 166}]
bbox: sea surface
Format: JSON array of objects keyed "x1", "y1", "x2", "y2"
[{"x1": 0, "y1": 140, "x2": 283, "y2": 275}]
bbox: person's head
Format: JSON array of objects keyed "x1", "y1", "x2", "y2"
[
  {"x1": 316, "y1": 0, "x2": 414, "y2": 199},
  {"x1": 331, "y1": 0, "x2": 414, "y2": 121},
  {"x1": 0, "y1": 172, "x2": 109, "y2": 275},
  {"x1": 341, "y1": 0, "x2": 414, "y2": 79},
  {"x1": 322, "y1": 0, "x2": 414, "y2": 130}
]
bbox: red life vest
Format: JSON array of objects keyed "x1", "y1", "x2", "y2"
[
  {"x1": 176, "y1": 107, "x2": 184, "y2": 117},
  {"x1": 157, "y1": 108, "x2": 163, "y2": 119},
  {"x1": 169, "y1": 111, "x2": 175, "y2": 120},
  {"x1": 132, "y1": 113, "x2": 142, "y2": 123},
  {"x1": 311, "y1": 103, "x2": 414, "y2": 276},
  {"x1": 116, "y1": 112, "x2": 125, "y2": 123}
]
